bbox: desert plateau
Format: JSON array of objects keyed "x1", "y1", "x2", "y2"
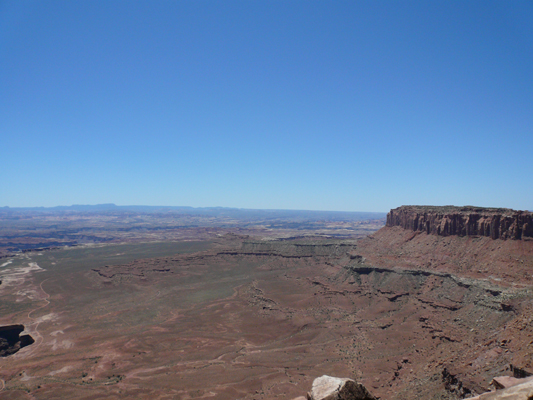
[
  {"x1": 1, "y1": 205, "x2": 532, "y2": 400},
  {"x1": 4, "y1": 2, "x2": 531, "y2": 398}
]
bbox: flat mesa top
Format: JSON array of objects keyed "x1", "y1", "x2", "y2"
[{"x1": 392, "y1": 205, "x2": 530, "y2": 216}]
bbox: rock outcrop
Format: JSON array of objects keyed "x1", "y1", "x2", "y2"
[
  {"x1": 0, "y1": 324, "x2": 34, "y2": 357},
  {"x1": 491, "y1": 375, "x2": 533, "y2": 390},
  {"x1": 386, "y1": 206, "x2": 533, "y2": 240},
  {"x1": 469, "y1": 377, "x2": 533, "y2": 399},
  {"x1": 306, "y1": 375, "x2": 377, "y2": 400}
]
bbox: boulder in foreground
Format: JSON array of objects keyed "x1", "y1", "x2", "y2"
[
  {"x1": 469, "y1": 377, "x2": 533, "y2": 399},
  {"x1": 307, "y1": 375, "x2": 377, "y2": 400}
]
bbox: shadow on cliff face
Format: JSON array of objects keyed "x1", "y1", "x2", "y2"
[{"x1": 0, "y1": 324, "x2": 35, "y2": 357}]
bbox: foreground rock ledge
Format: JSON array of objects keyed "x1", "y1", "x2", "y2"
[
  {"x1": 470, "y1": 377, "x2": 533, "y2": 399},
  {"x1": 306, "y1": 375, "x2": 377, "y2": 400}
]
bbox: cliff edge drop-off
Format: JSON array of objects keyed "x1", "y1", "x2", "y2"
[
  {"x1": 387, "y1": 205, "x2": 533, "y2": 240},
  {"x1": 1, "y1": 205, "x2": 532, "y2": 399}
]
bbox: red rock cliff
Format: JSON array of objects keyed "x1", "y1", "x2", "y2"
[{"x1": 386, "y1": 206, "x2": 533, "y2": 240}]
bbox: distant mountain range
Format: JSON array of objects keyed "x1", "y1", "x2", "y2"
[{"x1": 0, "y1": 204, "x2": 386, "y2": 222}]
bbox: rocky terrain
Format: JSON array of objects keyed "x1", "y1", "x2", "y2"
[
  {"x1": 0, "y1": 205, "x2": 531, "y2": 399},
  {"x1": 387, "y1": 206, "x2": 533, "y2": 240},
  {"x1": 0, "y1": 325, "x2": 34, "y2": 357},
  {"x1": 349, "y1": 206, "x2": 533, "y2": 398}
]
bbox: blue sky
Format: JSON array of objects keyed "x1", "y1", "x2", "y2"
[{"x1": 1, "y1": 1, "x2": 532, "y2": 212}]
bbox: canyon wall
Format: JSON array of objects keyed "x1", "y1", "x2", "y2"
[
  {"x1": 386, "y1": 206, "x2": 533, "y2": 240},
  {"x1": 0, "y1": 324, "x2": 34, "y2": 357}
]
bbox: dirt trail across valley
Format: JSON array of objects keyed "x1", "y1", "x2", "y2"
[{"x1": 27, "y1": 277, "x2": 51, "y2": 349}]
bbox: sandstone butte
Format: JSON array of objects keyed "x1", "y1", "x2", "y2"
[{"x1": 386, "y1": 205, "x2": 533, "y2": 240}]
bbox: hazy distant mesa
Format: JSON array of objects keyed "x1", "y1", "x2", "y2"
[{"x1": 0, "y1": 204, "x2": 386, "y2": 257}]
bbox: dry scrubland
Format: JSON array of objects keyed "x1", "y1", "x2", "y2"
[{"x1": 0, "y1": 206, "x2": 532, "y2": 399}]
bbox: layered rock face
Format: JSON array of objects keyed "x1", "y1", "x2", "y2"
[{"x1": 387, "y1": 206, "x2": 533, "y2": 240}]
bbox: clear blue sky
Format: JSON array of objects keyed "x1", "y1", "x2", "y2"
[{"x1": 1, "y1": 1, "x2": 532, "y2": 212}]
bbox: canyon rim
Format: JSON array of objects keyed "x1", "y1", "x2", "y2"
[{"x1": 0, "y1": 205, "x2": 532, "y2": 399}]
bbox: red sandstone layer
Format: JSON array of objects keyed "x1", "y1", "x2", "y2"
[{"x1": 387, "y1": 206, "x2": 533, "y2": 240}]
